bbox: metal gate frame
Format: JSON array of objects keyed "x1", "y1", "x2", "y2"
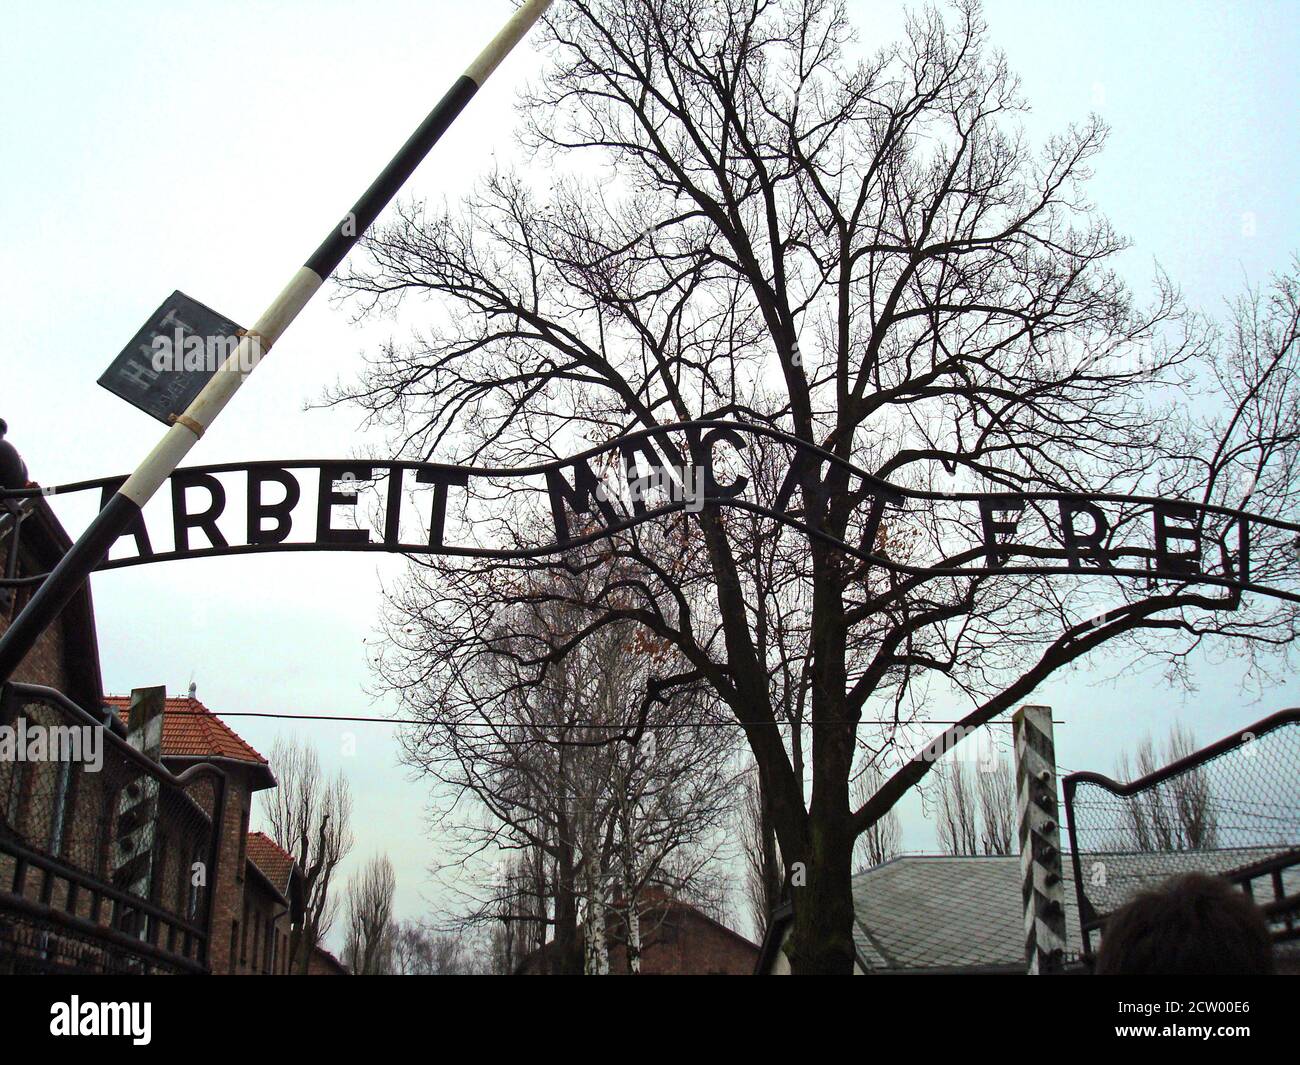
[{"x1": 1063, "y1": 708, "x2": 1300, "y2": 960}]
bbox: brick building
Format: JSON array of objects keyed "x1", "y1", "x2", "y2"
[
  {"x1": 2, "y1": 447, "x2": 234, "y2": 972},
  {"x1": 1, "y1": 428, "x2": 341, "y2": 975},
  {"x1": 104, "y1": 693, "x2": 309, "y2": 975},
  {"x1": 244, "y1": 831, "x2": 305, "y2": 974},
  {"x1": 518, "y1": 891, "x2": 759, "y2": 975}
]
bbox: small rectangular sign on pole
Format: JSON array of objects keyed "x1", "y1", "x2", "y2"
[
  {"x1": 98, "y1": 291, "x2": 244, "y2": 424},
  {"x1": 0, "y1": 0, "x2": 555, "y2": 687}
]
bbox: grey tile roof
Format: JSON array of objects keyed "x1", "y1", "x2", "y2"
[{"x1": 848, "y1": 848, "x2": 1299, "y2": 973}]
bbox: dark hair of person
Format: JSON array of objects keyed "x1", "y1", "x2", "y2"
[{"x1": 1095, "y1": 872, "x2": 1275, "y2": 975}]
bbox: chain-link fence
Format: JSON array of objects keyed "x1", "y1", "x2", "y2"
[
  {"x1": 0, "y1": 682, "x2": 227, "y2": 974},
  {"x1": 1063, "y1": 709, "x2": 1300, "y2": 958}
]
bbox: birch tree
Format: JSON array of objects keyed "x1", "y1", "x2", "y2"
[
  {"x1": 609, "y1": 725, "x2": 738, "y2": 972},
  {"x1": 382, "y1": 547, "x2": 740, "y2": 973}
]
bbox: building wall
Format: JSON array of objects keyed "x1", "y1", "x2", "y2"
[
  {"x1": 0, "y1": 711, "x2": 284, "y2": 974},
  {"x1": 1, "y1": 513, "x2": 286, "y2": 974},
  {"x1": 199, "y1": 766, "x2": 255, "y2": 975},
  {"x1": 0, "y1": 700, "x2": 114, "y2": 926},
  {"x1": 0, "y1": 538, "x2": 71, "y2": 694},
  {"x1": 606, "y1": 906, "x2": 759, "y2": 975},
  {"x1": 199, "y1": 772, "x2": 297, "y2": 975},
  {"x1": 307, "y1": 945, "x2": 348, "y2": 975},
  {"x1": 234, "y1": 871, "x2": 291, "y2": 975},
  {"x1": 0, "y1": 523, "x2": 89, "y2": 906},
  {"x1": 516, "y1": 901, "x2": 760, "y2": 976}
]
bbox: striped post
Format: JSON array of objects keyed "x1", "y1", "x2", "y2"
[
  {"x1": 0, "y1": 0, "x2": 553, "y2": 684},
  {"x1": 113, "y1": 686, "x2": 165, "y2": 935},
  {"x1": 1014, "y1": 704, "x2": 1067, "y2": 974}
]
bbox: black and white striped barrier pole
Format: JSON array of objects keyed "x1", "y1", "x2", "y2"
[
  {"x1": 0, "y1": 0, "x2": 553, "y2": 682},
  {"x1": 1014, "y1": 704, "x2": 1067, "y2": 974}
]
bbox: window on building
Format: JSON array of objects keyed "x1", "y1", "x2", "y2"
[
  {"x1": 185, "y1": 844, "x2": 204, "y2": 921},
  {"x1": 229, "y1": 920, "x2": 239, "y2": 972},
  {"x1": 2, "y1": 759, "x2": 31, "y2": 834},
  {"x1": 47, "y1": 758, "x2": 75, "y2": 859},
  {"x1": 175, "y1": 835, "x2": 188, "y2": 913}
]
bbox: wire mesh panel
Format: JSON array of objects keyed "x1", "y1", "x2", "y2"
[
  {"x1": 0, "y1": 683, "x2": 226, "y2": 974},
  {"x1": 1063, "y1": 709, "x2": 1300, "y2": 957}
]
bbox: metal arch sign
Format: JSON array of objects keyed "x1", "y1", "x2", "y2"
[{"x1": 9, "y1": 420, "x2": 1300, "y2": 605}]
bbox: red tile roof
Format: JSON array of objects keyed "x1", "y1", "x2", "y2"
[
  {"x1": 105, "y1": 694, "x2": 268, "y2": 765},
  {"x1": 246, "y1": 831, "x2": 298, "y2": 894}
]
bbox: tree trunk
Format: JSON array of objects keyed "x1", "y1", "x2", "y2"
[
  {"x1": 759, "y1": 777, "x2": 783, "y2": 922},
  {"x1": 551, "y1": 842, "x2": 582, "y2": 975},
  {"x1": 625, "y1": 902, "x2": 641, "y2": 974},
  {"x1": 292, "y1": 916, "x2": 317, "y2": 975},
  {"x1": 582, "y1": 872, "x2": 609, "y2": 975},
  {"x1": 784, "y1": 818, "x2": 856, "y2": 974}
]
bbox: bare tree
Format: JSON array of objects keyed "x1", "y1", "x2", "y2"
[
  {"x1": 608, "y1": 722, "x2": 738, "y2": 973},
  {"x1": 261, "y1": 736, "x2": 353, "y2": 974},
  {"x1": 343, "y1": 853, "x2": 397, "y2": 975},
  {"x1": 976, "y1": 754, "x2": 1017, "y2": 856},
  {"x1": 851, "y1": 762, "x2": 901, "y2": 871},
  {"x1": 932, "y1": 747, "x2": 1014, "y2": 856},
  {"x1": 483, "y1": 853, "x2": 543, "y2": 975},
  {"x1": 390, "y1": 918, "x2": 436, "y2": 975},
  {"x1": 331, "y1": 0, "x2": 1300, "y2": 971},
  {"x1": 381, "y1": 551, "x2": 739, "y2": 974},
  {"x1": 490, "y1": 843, "x2": 552, "y2": 972},
  {"x1": 391, "y1": 919, "x2": 482, "y2": 975},
  {"x1": 1115, "y1": 724, "x2": 1218, "y2": 851},
  {"x1": 739, "y1": 763, "x2": 785, "y2": 938},
  {"x1": 665, "y1": 856, "x2": 738, "y2": 931},
  {"x1": 934, "y1": 758, "x2": 981, "y2": 856}
]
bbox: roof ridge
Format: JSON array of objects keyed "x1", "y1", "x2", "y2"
[{"x1": 105, "y1": 693, "x2": 268, "y2": 765}]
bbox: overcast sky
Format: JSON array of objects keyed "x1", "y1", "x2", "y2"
[{"x1": 3, "y1": 0, "x2": 1297, "y2": 941}]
